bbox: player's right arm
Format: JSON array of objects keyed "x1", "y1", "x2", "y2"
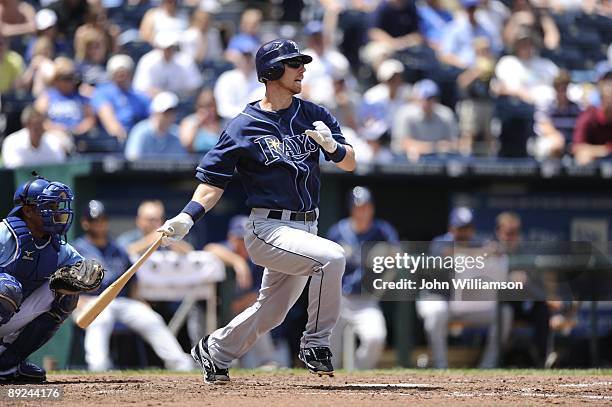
[{"x1": 158, "y1": 128, "x2": 240, "y2": 246}]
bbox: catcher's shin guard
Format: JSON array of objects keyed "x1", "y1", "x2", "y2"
[{"x1": 0, "y1": 294, "x2": 77, "y2": 370}]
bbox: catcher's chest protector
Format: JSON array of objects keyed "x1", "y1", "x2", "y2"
[{"x1": 1, "y1": 217, "x2": 59, "y2": 298}]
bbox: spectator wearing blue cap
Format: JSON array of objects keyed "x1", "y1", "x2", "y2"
[
  {"x1": 392, "y1": 79, "x2": 459, "y2": 161},
  {"x1": 439, "y1": 0, "x2": 501, "y2": 70},
  {"x1": 417, "y1": 205, "x2": 512, "y2": 368},
  {"x1": 213, "y1": 35, "x2": 264, "y2": 120},
  {"x1": 327, "y1": 186, "x2": 398, "y2": 369},
  {"x1": 204, "y1": 215, "x2": 281, "y2": 368}
]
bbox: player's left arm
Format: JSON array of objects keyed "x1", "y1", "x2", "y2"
[{"x1": 306, "y1": 107, "x2": 356, "y2": 172}]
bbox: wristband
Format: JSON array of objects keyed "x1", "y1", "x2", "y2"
[
  {"x1": 328, "y1": 143, "x2": 347, "y2": 163},
  {"x1": 181, "y1": 201, "x2": 206, "y2": 222}
]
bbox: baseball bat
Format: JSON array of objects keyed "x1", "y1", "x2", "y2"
[{"x1": 75, "y1": 233, "x2": 164, "y2": 329}]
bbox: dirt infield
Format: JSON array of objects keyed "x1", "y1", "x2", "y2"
[{"x1": 3, "y1": 370, "x2": 612, "y2": 406}]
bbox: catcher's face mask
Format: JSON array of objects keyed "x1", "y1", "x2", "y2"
[{"x1": 36, "y1": 182, "x2": 75, "y2": 238}]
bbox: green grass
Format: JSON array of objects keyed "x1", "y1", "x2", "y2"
[{"x1": 51, "y1": 368, "x2": 612, "y2": 376}]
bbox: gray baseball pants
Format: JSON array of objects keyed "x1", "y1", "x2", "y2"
[{"x1": 207, "y1": 208, "x2": 346, "y2": 369}]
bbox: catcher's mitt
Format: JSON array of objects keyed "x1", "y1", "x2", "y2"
[{"x1": 49, "y1": 259, "x2": 105, "y2": 294}]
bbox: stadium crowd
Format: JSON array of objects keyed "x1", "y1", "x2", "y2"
[{"x1": 0, "y1": 0, "x2": 611, "y2": 167}]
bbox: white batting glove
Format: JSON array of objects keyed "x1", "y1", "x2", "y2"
[
  {"x1": 305, "y1": 121, "x2": 337, "y2": 153},
  {"x1": 157, "y1": 213, "x2": 194, "y2": 247}
]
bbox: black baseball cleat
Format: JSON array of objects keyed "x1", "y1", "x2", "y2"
[
  {"x1": 0, "y1": 361, "x2": 46, "y2": 383},
  {"x1": 298, "y1": 347, "x2": 334, "y2": 377},
  {"x1": 191, "y1": 336, "x2": 230, "y2": 384}
]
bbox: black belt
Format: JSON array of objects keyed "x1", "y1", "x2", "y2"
[{"x1": 267, "y1": 209, "x2": 317, "y2": 222}]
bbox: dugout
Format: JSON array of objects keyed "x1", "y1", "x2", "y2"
[{"x1": 2, "y1": 157, "x2": 612, "y2": 368}]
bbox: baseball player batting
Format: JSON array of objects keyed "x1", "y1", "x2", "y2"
[{"x1": 159, "y1": 38, "x2": 356, "y2": 384}]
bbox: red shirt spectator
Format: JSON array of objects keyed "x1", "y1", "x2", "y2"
[{"x1": 573, "y1": 81, "x2": 612, "y2": 165}]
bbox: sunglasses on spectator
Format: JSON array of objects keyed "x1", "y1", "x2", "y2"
[
  {"x1": 284, "y1": 59, "x2": 305, "y2": 69},
  {"x1": 58, "y1": 74, "x2": 76, "y2": 81}
]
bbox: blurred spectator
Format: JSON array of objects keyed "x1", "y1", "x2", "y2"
[
  {"x1": 225, "y1": 8, "x2": 262, "y2": 66},
  {"x1": 532, "y1": 70, "x2": 580, "y2": 160},
  {"x1": 24, "y1": 9, "x2": 70, "y2": 62},
  {"x1": 328, "y1": 63, "x2": 361, "y2": 131},
  {"x1": 572, "y1": 80, "x2": 612, "y2": 165},
  {"x1": 49, "y1": 0, "x2": 89, "y2": 40},
  {"x1": 0, "y1": 0, "x2": 35, "y2": 38},
  {"x1": 439, "y1": 0, "x2": 501, "y2": 70},
  {"x1": 498, "y1": 28, "x2": 558, "y2": 100},
  {"x1": 20, "y1": 37, "x2": 55, "y2": 96},
  {"x1": 179, "y1": 88, "x2": 220, "y2": 153},
  {"x1": 417, "y1": 206, "x2": 512, "y2": 368},
  {"x1": 74, "y1": 3, "x2": 120, "y2": 58},
  {"x1": 213, "y1": 37, "x2": 263, "y2": 120},
  {"x1": 203, "y1": 215, "x2": 278, "y2": 368},
  {"x1": 117, "y1": 199, "x2": 193, "y2": 257},
  {"x1": 503, "y1": 0, "x2": 560, "y2": 51},
  {"x1": 363, "y1": 59, "x2": 411, "y2": 129},
  {"x1": 180, "y1": 9, "x2": 223, "y2": 64},
  {"x1": 493, "y1": 29, "x2": 558, "y2": 157},
  {"x1": 0, "y1": 31, "x2": 24, "y2": 93},
  {"x1": 328, "y1": 186, "x2": 397, "y2": 369},
  {"x1": 301, "y1": 20, "x2": 355, "y2": 124},
  {"x1": 360, "y1": 118, "x2": 396, "y2": 163},
  {"x1": 417, "y1": 0, "x2": 454, "y2": 50},
  {"x1": 125, "y1": 91, "x2": 187, "y2": 160},
  {"x1": 133, "y1": 31, "x2": 202, "y2": 98},
  {"x1": 456, "y1": 36, "x2": 496, "y2": 156},
  {"x1": 1, "y1": 105, "x2": 65, "y2": 168},
  {"x1": 34, "y1": 57, "x2": 95, "y2": 151},
  {"x1": 477, "y1": 0, "x2": 510, "y2": 30},
  {"x1": 74, "y1": 26, "x2": 110, "y2": 94},
  {"x1": 139, "y1": 0, "x2": 189, "y2": 46},
  {"x1": 319, "y1": 0, "x2": 378, "y2": 70},
  {"x1": 367, "y1": 0, "x2": 423, "y2": 52},
  {"x1": 392, "y1": 79, "x2": 459, "y2": 161},
  {"x1": 73, "y1": 200, "x2": 194, "y2": 372},
  {"x1": 91, "y1": 54, "x2": 150, "y2": 143}
]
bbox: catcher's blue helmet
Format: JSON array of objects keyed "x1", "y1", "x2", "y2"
[
  {"x1": 255, "y1": 39, "x2": 312, "y2": 83},
  {"x1": 9, "y1": 176, "x2": 75, "y2": 237}
]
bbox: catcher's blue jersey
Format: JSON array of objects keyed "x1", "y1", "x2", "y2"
[
  {"x1": 196, "y1": 97, "x2": 348, "y2": 211},
  {"x1": 0, "y1": 219, "x2": 83, "y2": 297}
]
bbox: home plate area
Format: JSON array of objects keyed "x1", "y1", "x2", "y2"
[{"x1": 16, "y1": 370, "x2": 612, "y2": 406}]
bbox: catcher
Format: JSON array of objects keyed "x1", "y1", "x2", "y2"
[{"x1": 0, "y1": 175, "x2": 103, "y2": 383}]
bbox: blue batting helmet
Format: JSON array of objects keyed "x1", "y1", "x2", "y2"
[
  {"x1": 255, "y1": 39, "x2": 312, "y2": 83},
  {"x1": 8, "y1": 176, "x2": 75, "y2": 238}
]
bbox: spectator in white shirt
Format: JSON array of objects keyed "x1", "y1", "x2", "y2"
[
  {"x1": 213, "y1": 36, "x2": 264, "y2": 120},
  {"x1": 133, "y1": 31, "x2": 202, "y2": 98},
  {"x1": 1, "y1": 105, "x2": 65, "y2": 168}
]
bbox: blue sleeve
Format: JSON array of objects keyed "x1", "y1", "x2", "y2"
[
  {"x1": 0, "y1": 223, "x2": 18, "y2": 268},
  {"x1": 57, "y1": 243, "x2": 84, "y2": 267},
  {"x1": 369, "y1": 3, "x2": 385, "y2": 29},
  {"x1": 125, "y1": 121, "x2": 147, "y2": 160},
  {"x1": 326, "y1": 223, "x2": 341, "y2": 242},
  {"x1": 90, "y1": 86, "x2": 109, "y2": 112},
  {"x1": 380, "y1": 220, "x2": 400, "y2": 243},
  {"x1": 195, "y1": 130, "x2": 240, "y2": 189},
  {"x1": 440, "y1": 23, "x2": 457, "y2": 56}
]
